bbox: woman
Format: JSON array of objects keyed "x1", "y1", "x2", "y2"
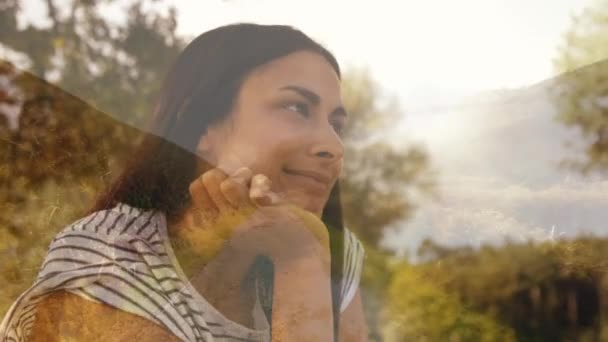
[{"x1": 0, "y1": 23, "x2": 367, "y2": 341}]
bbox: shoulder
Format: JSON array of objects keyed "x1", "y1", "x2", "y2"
[
  {"x1": 340, "y1": 227, "x2": 365, "y2": 313},
  {"x1": 58, "y1": 202, "x2": 164, "y2": 242},
  {"x1": 30, "y1": 290, "x2": 180, "y2": 341},
  {"x1": 1, "y1": 204, "x2": 178, "y2": 341},
  {"x1": 38, "y1": 203, "x2": 167, "y2": 280}
]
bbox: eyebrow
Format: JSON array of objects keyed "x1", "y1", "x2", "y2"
[{"x1": 279, "y1": 85, "x2": 348, "y2": 118}]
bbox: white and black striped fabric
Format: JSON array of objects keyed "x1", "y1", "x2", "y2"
[
  {"x1": 340, "y1": 228, "x2": 365, "y2": 313},
  {"x1": 0, "y1": 203, "x2": 365, "y2": 342}
]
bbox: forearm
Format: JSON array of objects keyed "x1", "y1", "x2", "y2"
[
  {"x1": 338, "y1": 290, "x2": 369, "y2": 342},
  {"x1": 271, "y1": 256, "x2": 333, "y2": 342}
]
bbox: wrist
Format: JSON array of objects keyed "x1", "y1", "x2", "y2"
[
  {"x1": 272, "y1": 244, "x2": 331, "y2": 277},
  {"x1": 169, "y1": 225, "x2": 228, "y2": 277}
]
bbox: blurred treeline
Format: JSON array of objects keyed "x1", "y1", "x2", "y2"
[
  {"x1": 2, "y1": 1, "x2": 608, "y2": 341},
  {"x1": 1, "y1": 0, "x2": 180, "y2": 321},
  {"x1": 385, "y1": 238, "x2": 608, "y2": 342}
]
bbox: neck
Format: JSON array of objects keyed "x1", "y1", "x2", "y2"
[
  {"x1": 168, "y1": 206, "x2": 260, "y2": 328},
  {"x1": 167, "y1": 203, "x2": 254, "y2": 278},
  {"x1": 167, "y1": 207, "x2": 219, "y2": 278}
]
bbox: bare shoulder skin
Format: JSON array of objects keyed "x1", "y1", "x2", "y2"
[{"x1": 29, "y1": 291, "x2": 180, "y2": 342}]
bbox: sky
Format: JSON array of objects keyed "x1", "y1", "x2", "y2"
[
  {"x1": 17, "y1": 0, "x2": 593, "y2": 99},
  {"x1": 173, "y1": 0, "x2": 595, "y2": 107}
]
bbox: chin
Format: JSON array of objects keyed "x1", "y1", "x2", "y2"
[
  {"x1": 280, "y1": 185, "x2": 329, "y2": 215},
  {"x1": 292, "y1": 196, "x2": 325, "y2": 216}
]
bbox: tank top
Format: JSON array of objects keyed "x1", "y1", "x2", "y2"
[{"x1": 0, "y1": 202, "x2": 365, "y2": 341}]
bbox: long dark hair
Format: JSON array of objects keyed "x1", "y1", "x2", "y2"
[{"x1": 90, "y1": 23, "x2": 345, "y2": 339}]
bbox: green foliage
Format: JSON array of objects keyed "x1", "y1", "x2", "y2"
[
  {"x1": 553, "y1": 0, "x2": 608, "y2": 172},
  {"x1": 0, "y1": 0, "x2": 180, "y2": 317},
  {"x1": 0, "y1": 61, "x2": 144, "y2": 316},
  {"x1": 383, "y1": 238, "x2": 608, "y2": 341},
  {"x1": 1, "y1": 0, "x2": 185, "y2": 126},
  {"x1": 340, "y1": 70, "x2": 436, "y2": 247},
  {"x1": 386, "y1": 262, "x2": 516, "y2": 342},
  {"x1": 339, "y1": 70, "x2": 436, "y2": 341}
]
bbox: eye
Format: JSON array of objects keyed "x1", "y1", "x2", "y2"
[{"x1": 284, "y1": 102, "x2": 310, "y2": 116}]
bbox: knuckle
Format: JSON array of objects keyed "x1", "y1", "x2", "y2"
[
  {"x1": 200, "y1": 171, "x2": 215, "y2": 186},
  {"x1": 220, "y1": 178, "x2": 239, "y2": 192},
  {"x1": 231, "y1": 167, "x2": 253, "y2": 182},
  {"x1": 212, "y1": 168, "x2": 229, "y2": 179},
  {"x1": 188, "y1": 180, "x2": 199, "y2": 194},
  {"x1": 201, "y1": 169, "x2": 224, "y2": 187}
]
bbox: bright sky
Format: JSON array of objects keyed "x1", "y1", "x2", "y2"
[
  {"x1": 173, "y1": 0, "x2": 595, "y2": 109},
  {"x1": 16, "y1": 0, "x2": 596, "y2": 110}
]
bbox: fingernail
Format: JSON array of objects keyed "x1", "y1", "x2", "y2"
[
  {"x1": 251, "y1": 194, "x2": 272, "y2": 206},
  {"x1": 231, "y1": 167, "x2": 251, "y2": 184},
  {"x1": 250, "y1": 187, "x2": 266, "y2": 199},
  {"x1": 252, "y1": 174, "x2": 271, "y2": 189},
  {"x1": 231, "y1": 167, "x2": 251, "y2": 177}
]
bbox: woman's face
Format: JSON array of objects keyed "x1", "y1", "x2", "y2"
[{"x1": 197, "y1": 51, "x2": 346, "y2": 216}]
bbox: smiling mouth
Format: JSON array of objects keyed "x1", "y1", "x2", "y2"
[{"x1": 282, "y1": 168, "x2": 331, "y2": 189}]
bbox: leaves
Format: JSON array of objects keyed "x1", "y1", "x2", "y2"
[
  {"x1": 339, "y1": 69, "x2": 436, "y2": 341},
  {"x1": 340, "y1": 69, "x2": 436, "y2": 246},
  {"x1": 386, "y1": 262, "x2": 516, "y2": 342},
  {"x1": 383, "y1": 238, "x2": 608, "y2": 341},
  {"x1": 1, "y1": 0, "x2": 185, "y2": 126},
  {"x1": 0, "y1": 0, "x2": 181, "y2": 317},
  {"x1": 553, "y1": 0, "x2": 608, "y2": 173}
]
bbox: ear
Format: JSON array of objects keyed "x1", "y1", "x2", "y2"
[
  {"x1": 196, "y1": 130, "x2": 216, "y2": 165},
  {"x1": 196, "y1": 118, "x2": 231, "y2": 167},
  {"x1": 197, "y1": 133, "x2": 212, "y2": 154}
]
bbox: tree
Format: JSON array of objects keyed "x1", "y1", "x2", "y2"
[
  {"x1": 0, "y1": 0, "x2": 183, "y2": 317},
  {"x1": 386, "y1": 261, "x2": 516, "y2": 341},
  {"x1": 393, "y1": 238, "x2": 608, "y2": 341},
  {"x1": 0, "y1": 60, "x2": 151, "y2": 317},
  {"x1": 340, "y1": 69, "x2": 435, "y2": 247},
  {"x1": 553, "y1": 0, "x2": 608, "y2": 172},
  {"x1": 339, "y1": 70, "x2": 436, "y2": 341},
  {"x1": 0, "y1": 0, "x2": 184, "y2": 126}
]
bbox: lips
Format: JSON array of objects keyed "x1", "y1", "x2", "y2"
[{"x1": 283, "y1": 168, "x2": 333, "y2": 186}]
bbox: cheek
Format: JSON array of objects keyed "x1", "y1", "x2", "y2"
[
  {"x1": 249, "y1": 139, "x2": 303, "y2": 193},
  {"x1": 215, "y1": 129, "x2": 296, "y2": 180},
  {"x1": 214, "y1": 109, "x2": 308, "y2": 187}
]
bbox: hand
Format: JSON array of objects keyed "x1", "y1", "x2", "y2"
[
  {"x1": 182, "y1": 167, "x2": 333, "y2": 334},
  {"x1": 182, "y1": 166, "x2": 330, "y2": 268}
]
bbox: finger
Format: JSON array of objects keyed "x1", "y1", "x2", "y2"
[
  {"x1": 231, "y1": 167, "x2": 253, "y2": 188},
  {"x1": 201, "y1": 168, "x2": 233, "y2": 212},
  {"x1": 188, "y1": 176, "x2": 219, "y2": 223},
  {"x1": 250, "y1": 175, "x2": 286, "y2": 207},
  {"x1": 252, "y1": 192, "x2": 282, "y2": 207},
  {"x1": 220, "y1": 178, "x2": 249, "y2": 209},
  {"x1": 250, "y1": 174, "x2": 274, "y2": 206},
  {"x1": 221, "y1": 167, "x2": 254, "y2": 210}
]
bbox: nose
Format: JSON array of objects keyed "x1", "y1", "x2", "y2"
[{"x1": 309, "y1": 123, "x2": 344, "y2": 162}]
